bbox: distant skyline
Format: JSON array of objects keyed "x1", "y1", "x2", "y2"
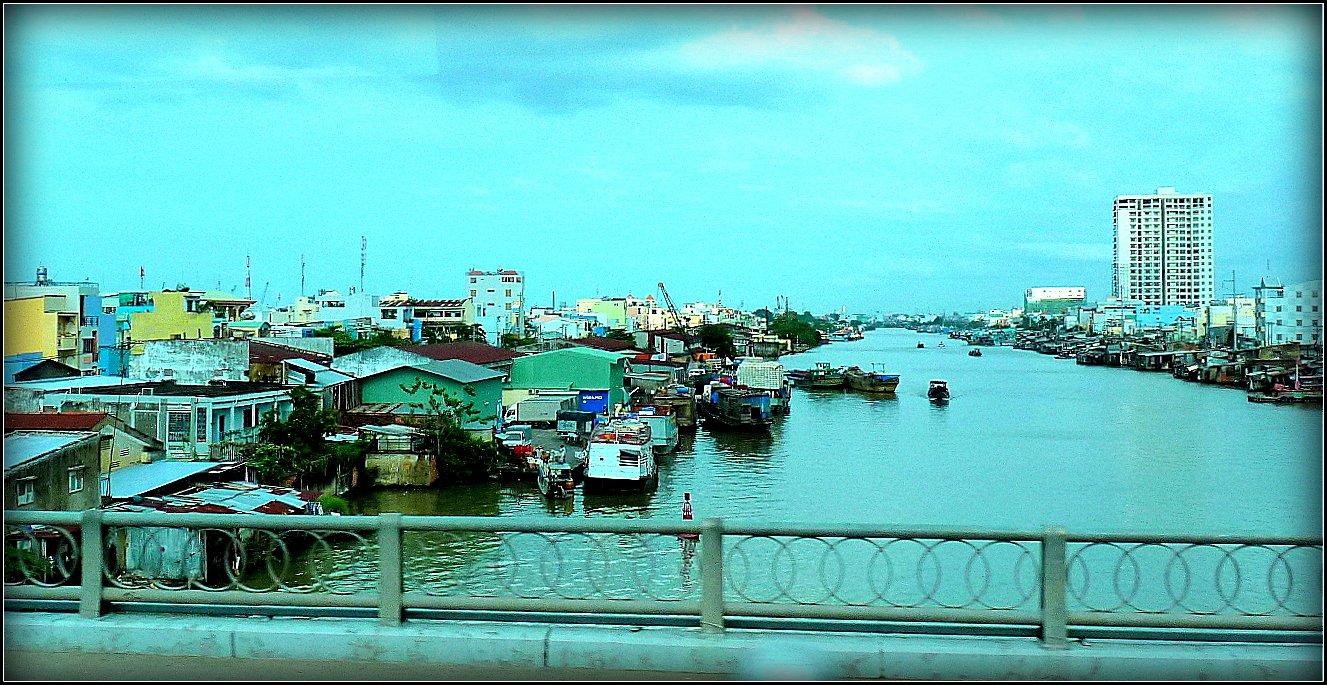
[{"x1": 5, "y1": 5, "x2": 1322, "y2": 314}]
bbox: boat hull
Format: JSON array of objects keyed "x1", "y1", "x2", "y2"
[{"x1": 844, "y1": 370, "x2": 899, "y2": 393}]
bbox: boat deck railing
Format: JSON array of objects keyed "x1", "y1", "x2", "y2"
[{"x1": 4, "y1": 511, "x2": 1321, "y2": 646}]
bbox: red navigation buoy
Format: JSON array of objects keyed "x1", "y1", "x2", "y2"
[{"x1": 679, "y1": 492, "x2": 698, "y2": 539}]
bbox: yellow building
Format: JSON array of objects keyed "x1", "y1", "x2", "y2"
[
  {"x1": 125, "y1": 291, "x2": 215, "y2": 343},
  {"x1": 3, "y1": 295, "x2": 84, "y2": 368}
]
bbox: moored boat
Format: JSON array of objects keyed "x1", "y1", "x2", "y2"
[
  {"x1": 584, "y1": 420, "x2": 658, "y2": 491},
  {"x1": 697, "y1": 382, "x2": 774, "y2": 431},
  {"x1": 844, "y1": 366, "x2": 900, "y2": 393},
  {"x1": 536, "y1": 459, "x2": 576, "y2": 499},
  {"x1": 788, "y1": 361, "x2": 845, "y2": 389}
]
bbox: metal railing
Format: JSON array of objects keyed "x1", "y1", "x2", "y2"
[{"x1": 4, "y1": 511, "x2": 1321, "y2": 646}]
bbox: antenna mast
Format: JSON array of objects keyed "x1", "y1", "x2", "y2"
[
  {"x1": 360, "y1": 236, "x2": 367, "y2": 293},
  {"x1": 245, "y1": 255, "x2": 252, "y2": 300}
]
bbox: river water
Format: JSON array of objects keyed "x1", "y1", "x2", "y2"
[{"x1": 348, "y1": 328, "x2": 1322, "y2": 538}]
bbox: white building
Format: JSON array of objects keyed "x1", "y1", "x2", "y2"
[
  {"x1": 467, "y1": 269, "x2": 525, "y2": 345},
  {"x1": 1254, "y1": 278, "x2": 1322, "y2": 347},
  {"x1": 1112, "y1": 187, "x2": 1214, "y2": 306}
]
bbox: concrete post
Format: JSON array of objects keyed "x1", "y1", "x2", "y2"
[
  {"x1": 700, "y1": 517, "x2": 725, "y2": 634},
  {"x1": 378, "y1": 513, "x2": 403, "y2": 626},
  {"x1": 1040, "y1": 526, "x2": 1069, "y2": 649},
  {"x1": 79, "y1": 508, "x2": 104, "y2": 618}
]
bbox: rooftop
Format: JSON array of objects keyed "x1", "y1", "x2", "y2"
[
  {"x1": 4, "y1": 431, "x2": 99, "y2": 471},
  {"x1": 59, "y1": 381, "x2": 289, "y2": 398},
  {"x1": 402, "y1": 341, "x2": 525, "y2": 365},
  {"x1": 4, "y1": 411, "x2": 109, "y2": 434}
]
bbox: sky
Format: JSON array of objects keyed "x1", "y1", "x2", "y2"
[{"x1": 4, "y1": 4, "x2": 1322, "y2": 315}]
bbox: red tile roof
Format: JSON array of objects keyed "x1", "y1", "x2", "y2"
[
  {"x1": 4, "y1": 412, "x2": 110, "y2": 433},
  {"x1": 571, "y1": 336, "x2": 641, "y2": 352},
  {"x1": 402, "y1": 342, "x2": 525, "y2": 365}
]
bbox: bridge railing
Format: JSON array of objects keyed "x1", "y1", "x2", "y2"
[{"x1": 4, "y1": 510, "x2": 1321, "y2": 646}]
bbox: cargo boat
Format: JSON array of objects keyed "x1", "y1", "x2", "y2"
[
  {"x1": 788, "y1": 362, "x2": 845, "y2": 389},
  {"x1": 696, "y1": 382, "x2": 774, "y2": 431},
  {"x1": 844, "y1": 366, "x2": 900, "y2": 393}
]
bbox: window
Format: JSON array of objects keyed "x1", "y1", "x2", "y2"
[
  {"x1": 68, "y1": 467, "x2": 85, "y2": 494},
  {"x1": 167, "y1": 412, "x2": 191, "y2": 442},
  {"x1": 17, "y1": 479, "x2": 35, "y2": 505}
]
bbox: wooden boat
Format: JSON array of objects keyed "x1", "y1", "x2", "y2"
[
  {"x1": 697, "y1": 383, "x2": 774, "y2": 431},
  {"x1": 844, "y1": 366, "x2": 899, "y2": 393},
  {"x1": 927, "y1": 380, "x2": 950, "y2": 400},
  {"x1": 536, "y1": 459, "x2": 576, "y2": 499},
  {"x1": 584, "y1": 420, "x2": 658, "y2": 491},
  {"x1": 789, "y1": 362, "x2": 845, "y2": 389}
]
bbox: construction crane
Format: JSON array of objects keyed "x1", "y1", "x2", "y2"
[{"x1": 657, "y1": 282, "x2": 688, "y2": 336}]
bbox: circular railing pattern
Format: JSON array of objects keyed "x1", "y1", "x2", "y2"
[
  {"x1": 405, "y1": 530, "x2": 697, "y2": 602},
  {"x1": 724, "y1": 535, "x2": 1039, "y2": 610},
  {"x1": 1067, "y1": 542, "x2": 1323, "y2": 616},
  {"x1": 100, "y1": 525, "x2": 375, "y2": 594},
  {"x1": 4, "y1": 523, "x2": 80, "y2": 587},
  {"x1": 5, "y1": 517, "x2": 1319, "y2": 626}
]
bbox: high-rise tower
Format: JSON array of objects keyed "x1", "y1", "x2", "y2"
[{"x1": 1112, "y1": 187, "x2": 1214, "y2": 306}]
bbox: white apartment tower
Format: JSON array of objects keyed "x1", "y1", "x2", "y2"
[
  {"x1": 1112, "y1": 187, "x2": 1214, "y2": 306},
  {"x1": 467, "y1": 268, "x2": 525, "y2": 345}
]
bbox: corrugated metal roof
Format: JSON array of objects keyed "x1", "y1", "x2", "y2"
[
  {"x1": 3, "y1": 431, "x2": 98, "y2": 471},
  {"x1": 402, "y1": 342, "x2": 524, "y2": 365},
  {"x1": 103, "y1": 460, "x2": 233, "y2": 498},
  {"x1": 356, "y1": 359, "x2": 504, "y2": 385}
]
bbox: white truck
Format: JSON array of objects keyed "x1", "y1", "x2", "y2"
[{"x1": 507, "y1": 396, "x2": 576, "y2": 428}]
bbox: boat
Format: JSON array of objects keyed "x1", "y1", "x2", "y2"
[
  {"x1": 938, "y1": 342, "x2": 945, "y2": 348},
  {"x1": 917, "y1": 342, "x2": 925, "y2": 348},
  {"x1": 788, "y1": 361, "x2": 845, "y2": 389},
  {"x1": 968, "y1": 349, "x2": 982, "y2": 357},
  {"x1": 584, "y1": 420, "x2": 658, "y2": 491},
  {"x1": 637, "y1": 411, "x2": 680, "y2": 455},
  {"x1": 927, "y1": 380, "x2": 950, "y2": 400},
  {"x1": 844, "y1": 365, "x2": 900, "y2": 393},
  {"x1": 536, "y1": 459, "x2": 576, "y2": 499},
  {"x1": 697, "y1": 382, "x2": 774, "y2": 431}
]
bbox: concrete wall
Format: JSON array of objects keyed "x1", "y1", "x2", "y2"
[
  {"x1": 4, "y1": 434, "x2": 101, "y2": 511},
  {"x1": 359, "y1": 367, "x2": 502, "y2": 429},
  {"x1": 4, "y1": 613, "x2": 1320, "y2": 681},
  {"x1": 129, "y1": 339, "x2": 249, "y2": 384},
  {"x1": 255, "y1": 337, "x2": 335, "y2": 356},
  {"x1": 332, "y1": 347, "x2": 433, "y2": 378}
]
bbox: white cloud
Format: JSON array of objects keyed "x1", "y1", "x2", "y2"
[{"x1": 679, "y1": 7, "x2": 921, "y2": 87}]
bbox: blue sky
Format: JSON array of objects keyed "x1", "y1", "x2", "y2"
[{"x1": 5, "y1": 5, "x2": 1321, "y2": 314}]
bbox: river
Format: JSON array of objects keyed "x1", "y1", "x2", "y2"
[{"x1": 347, "y1": 327, "x2": 1322, "y2": 538}]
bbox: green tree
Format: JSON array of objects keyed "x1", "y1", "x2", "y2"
[
  {"x1": 769, "y1": 312, "x2": 824, "y2": 347},
  {"x1": 251, "y1": 387, "x2": 357, "y2": 488},
  {"x1": 603, "y1": 329, "x2": 635, "y2": 342},
  {"x1": 696, "y1": 324, "x2": 737, "y2": 358},
  {"x1": 399, "y1": 380, "x2": 498, "y2": 485},
  {"x1": 313, "y1": 325, "x2": 406, "y2": 355}
]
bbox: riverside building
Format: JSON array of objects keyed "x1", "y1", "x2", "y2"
[
  {"x1": 1112, "y1": 187, "x2": 1214, "y2": 307},
  {"x1": 467, "y1": 269, "x2": 525, "y2": 345}
]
